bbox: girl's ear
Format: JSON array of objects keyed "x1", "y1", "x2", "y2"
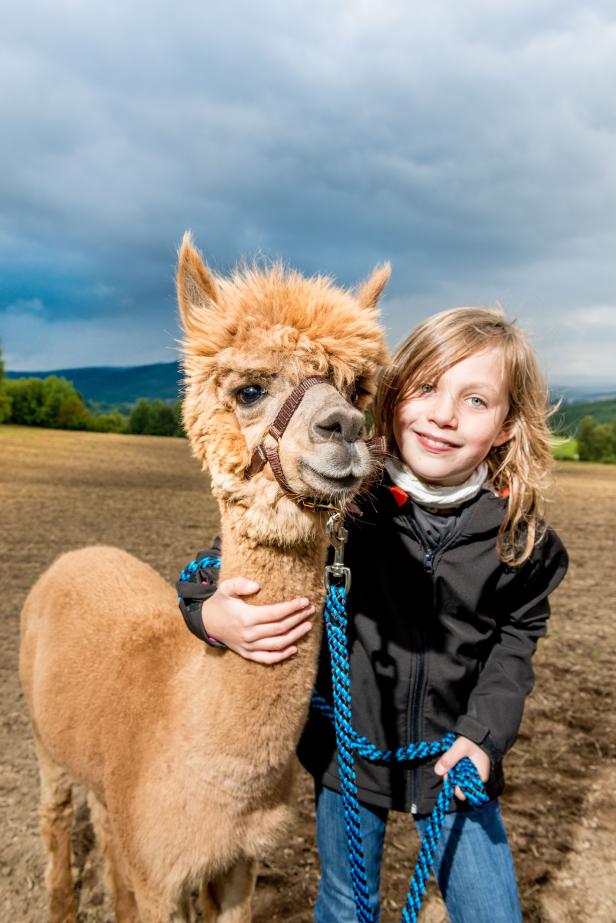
[
  {"x1": 493, "y1": 418, "x2": 516, "y2": 448},
  {"x1": 355, "y1": 263, "x2": 391, "y2": 309},
  {"x1": 177, "y1": 232, "x2": 222, "y2": 337}
]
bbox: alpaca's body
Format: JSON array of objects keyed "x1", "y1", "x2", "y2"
[
  {"x1": 21, "y1": 541, "x2": 324, "y2": 917},
  {"x1": 20, "y1": 236, "x2": 389, "y2": 922}
]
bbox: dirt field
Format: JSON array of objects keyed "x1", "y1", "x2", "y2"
[{"x1": 1, "y1": 426, "x2": 615, "y2": 923}]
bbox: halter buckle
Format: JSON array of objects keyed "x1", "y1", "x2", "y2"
[{"x1": 324, "y1": 512, "x2": 351, "y2": 593}]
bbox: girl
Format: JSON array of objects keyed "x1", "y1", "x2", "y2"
[{"x1": 178, "y1": 307, "x2": 568, "y2": 923}]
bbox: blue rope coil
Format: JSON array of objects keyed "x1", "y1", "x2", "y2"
[
  {"x1": 316, "y1": 582, "x2": 489, "y2": 923},
  {"x1": 179, "y1": 555, "x2": 221, "y2": 583}
]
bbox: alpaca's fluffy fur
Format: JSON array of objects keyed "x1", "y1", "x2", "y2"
[{"x1": 20, "y1": 235, "x2": 389, "y2": 922}]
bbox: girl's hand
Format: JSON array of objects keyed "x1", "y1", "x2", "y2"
[
  {"x1": 434, "y1": 736, "x2": 491, "y2": 801},
  {"x1": 201, "y1": 578, "x2": 315, "y2": 664}
]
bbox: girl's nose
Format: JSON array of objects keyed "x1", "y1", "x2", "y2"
[{"x1": 428, "y1": 393, "x2": 457, "y2": 428}]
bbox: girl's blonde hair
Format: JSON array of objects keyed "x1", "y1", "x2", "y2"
[{"x1": 373, "y1": 307, "x2": 554, "y2": 566}]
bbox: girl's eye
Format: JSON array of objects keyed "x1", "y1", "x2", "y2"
[
  {"x1": 469, "y1": 396, "x2": 487, "y2": 408},
  {"x1": 236, "y1": 385, "x2": 265, "y2": 405},
  {"x1": 419, "y1": 383, "x2": 434, "y2": 394}
]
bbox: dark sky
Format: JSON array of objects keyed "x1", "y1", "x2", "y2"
[{"x1": 1, "y1": 0, "x2": 615, "y2": 382}]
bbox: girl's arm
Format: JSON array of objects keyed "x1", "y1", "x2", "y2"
[
  {"x1": 177, "y1": 539, "x2": 224, "y2": 643},
  {"x1": 177, "y1": 540, "x2": 314, "y2": 663},
  {"x1": 453, "y1": 526, "x2": 569, "y2": 763},
  {"x1": 434, "y1": 526, "x2": 568, "y2": 798}
]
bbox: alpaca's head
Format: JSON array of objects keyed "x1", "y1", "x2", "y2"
[{"x1": 177, "y1": 234, "x2": 389, "y2": 546}]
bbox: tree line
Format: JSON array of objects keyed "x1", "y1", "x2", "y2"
[
  {"x1": 576, "y1": 415, "x2": 616, "y2": 463},
  {"x1": 0, "y1": 361, "x2": 184, "y2": 438}
]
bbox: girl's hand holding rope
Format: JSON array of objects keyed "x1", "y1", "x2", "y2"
[
  {"x1": 434, "y1": 736, "x2": 491, "y2": 801},
  {"x1": 201, "y1": 581, "x2": 314, "y2": 664}
]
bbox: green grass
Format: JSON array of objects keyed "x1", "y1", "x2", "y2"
[{"x1": 552, "y1": 437, "x2": 578, "y2": 460}]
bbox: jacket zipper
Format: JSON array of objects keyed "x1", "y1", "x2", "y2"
[
  {"x1": 421, "y1": 513, "x2": 468, "y2": 574},
  {"x1": 407, "y1": 509, "x2": 472, "y2": 813},
  {"x1": 409, "y1": 629, "x2": 425, "y2": 813}
]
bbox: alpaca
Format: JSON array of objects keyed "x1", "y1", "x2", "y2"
[{"x1": 20, "y1": 234, "x2": 389, "y2": 923}]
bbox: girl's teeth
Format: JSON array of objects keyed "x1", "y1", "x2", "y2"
[{"x1": 425, "y1": 436, "x2": 450, "y2": 448}]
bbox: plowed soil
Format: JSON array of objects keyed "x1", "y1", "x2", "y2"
[{"x1": 1, "y1": 426, "x2": 615, "y2": 922}]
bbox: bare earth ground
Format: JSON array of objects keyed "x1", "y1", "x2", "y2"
[{"x1": 1, "y1": 426, "x2": 615, "y2": 923}]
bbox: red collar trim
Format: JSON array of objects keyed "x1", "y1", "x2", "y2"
[{"x1": 389, "y1": 485, "x2": 409, "y2": 507}]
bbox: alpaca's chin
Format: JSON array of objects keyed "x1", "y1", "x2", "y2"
[{"x1": 297, "y1": 461, "x2": 367, "y2": 498}]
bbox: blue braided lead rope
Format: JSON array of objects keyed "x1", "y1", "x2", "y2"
[
  {"x1": 316, "y1": 583, "x2": 489, "y2": 923},
  {"x1": 179, "y1": 555, "x2": 221, "y2": 583}
]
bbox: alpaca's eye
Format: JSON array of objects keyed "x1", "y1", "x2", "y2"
[
  {"x1": 236, "y1": 385, "x2": 265, "y2": 405},
  {"x1": 349, "y1": 380, "x2": 369, "y2": 405}
]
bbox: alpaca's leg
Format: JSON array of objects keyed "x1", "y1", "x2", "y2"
[
  {"x1": 200, "y1": 858, "x2": 258, "y2": 923},
  {"x1": 178, "y1": 889, "x2": 198, "y2": 922},
  {"x1": 200, "y1": 882, "x2": 218, "y2": 922},
  {"x1": 132, "y1": 885, "x2": 193, "y2": 923},
  {"x1": 35, "y1": 738, "x2": 79, "y2": 923},
  {"x1": 87, "y1": 792, "x2": 140, "y2": 923}
]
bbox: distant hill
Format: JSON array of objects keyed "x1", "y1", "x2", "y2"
[
  {"x1": 552, "y1": 397, "x2": 616, "y2": 435},
  {"x1": 6, "y1": 362, "x2": 182, "y2": 408},
  {"x1": 551, "y1": 384, "x2": 616, "y2": 403},
  {"x1": 6, "y1": 363, "x2": 616, "y2": 432}
]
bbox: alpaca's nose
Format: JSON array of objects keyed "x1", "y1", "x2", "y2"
[{"x1": 311, "y1": 405, "x2": 366, "y2": 444}]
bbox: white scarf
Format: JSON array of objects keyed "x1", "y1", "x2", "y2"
[{"x1": 385, "y1": 456, "x2": 489, "y2": 508}]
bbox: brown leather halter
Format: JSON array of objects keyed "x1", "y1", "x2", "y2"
[{"x1": 244, "y1": 375, "x2": 387, "y2": 510}]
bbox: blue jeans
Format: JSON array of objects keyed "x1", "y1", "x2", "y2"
[{"x1": 314, "y1": 786, "x2": 522, "y2": 923}]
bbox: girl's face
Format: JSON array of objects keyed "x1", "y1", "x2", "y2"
[{"x1": 393, "y1": 346, "x2": 512, "y2": 487}]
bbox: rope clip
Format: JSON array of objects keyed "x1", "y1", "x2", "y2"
[{"x1": 324, "y1": 512, "x2": 351, "y2": 594}]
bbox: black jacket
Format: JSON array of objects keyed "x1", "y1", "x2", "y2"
[{"x1": 179, "y1": 481, "x2": 568, "y2": 815}]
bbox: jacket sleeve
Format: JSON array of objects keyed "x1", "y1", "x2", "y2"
[
  {"x1": 454, "y1": 527, "x2": 568, "y2": 762},
  {"x1": 176, "y1": 537, "x2": 222, "y2": 644}
]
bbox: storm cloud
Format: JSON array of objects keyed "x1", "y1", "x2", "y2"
[{"x1": 1, "y1": 0, "x2": 616, "y2": 380}]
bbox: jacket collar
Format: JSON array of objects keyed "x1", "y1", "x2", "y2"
[{"x1": 378, "y1": 472, "x2": 508, "y2": 536}]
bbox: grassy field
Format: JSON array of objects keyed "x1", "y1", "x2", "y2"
[
  {"x1": 551, "y1": 437, "x2": 578, "y2": 460},
  {"x1": 1, "y1": 426, "x2": 615, "y2": 922}
]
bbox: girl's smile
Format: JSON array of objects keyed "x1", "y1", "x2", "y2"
[
  {"x1": 414, "y1": 431, "x2": 461, "y2": 452},
  {"x1": 393, "y1": 346, "x2": 512, "y2": 487}
]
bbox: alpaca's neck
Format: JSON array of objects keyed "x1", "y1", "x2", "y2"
[
  {"x1": 219, "y1": 512, "x2": 328, "y2": 606},
  {"x1": 190, "y1": 505, "x2": 329, "y2": 774}
]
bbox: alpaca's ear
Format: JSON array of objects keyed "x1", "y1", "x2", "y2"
[
  {"x1": 355, "y1": 263, "x2": 391, "y2": 310},
  {"x1": 177, "y1": 232, "x2": 221, "y2": 336}
]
